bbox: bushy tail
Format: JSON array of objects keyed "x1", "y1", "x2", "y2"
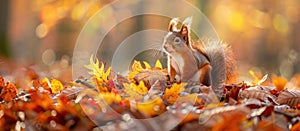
[{"x1": 202, "y1": 39, "x2": 236, "y2": 98}]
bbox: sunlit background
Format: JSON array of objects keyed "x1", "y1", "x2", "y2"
[{"x1": 0, "y1": 0, "x2": 299, "y2": 82}]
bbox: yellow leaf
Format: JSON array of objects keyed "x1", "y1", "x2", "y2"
[
  {"x1": 100, "y1": 92, "x2": 122, "y2": 105},
  {"x1": 124, "y1": 81, "x2": 148, "y2": 100},
  {"x1": 135, "y1": 97, "x2": 166, "y2": 117},
  {"x1": 163, "y1": 83, "x2": 186, "y2": 104},
  {"x1": 249, "y1": 70, "x2": 268, "y2": 86},
  {"x1": 84, "y1": 55, "x2": 111, "y2": 83},
  {"x1": 249, "y1": 70, "x2": 259, "y2": 83},
  {"x1": 42, "y1": 77, "x2": 50, "y2": 85},
  {"x1": 177, "y1": 93, "x2": 201, "y2": 105},
  {"x1": 132, "y1": 60, "x2": 143, "y2": 72},
  {"x1": 128, "y1": 60, "x2": 163, "y2": 83},
  {"x1": 155, "y1": 60, "x2": 162, "y2": 69},
  {"x1": 104, "y1": 67, "x2": 111, "y2": 80},
  {"x1": 257, "y1": 74, "x2": 268, "y2": 85},
  {"x1": 143, "y1": 61, "x2": 151, "y2": 69},
  {"x1": 40, "y1": 77, "x2": 51, "y2": 91},
  {"x1": 128, "y1": 71, "x2": 139, "y2": 83},
  {"x1": 50, "y1": 79, "x2": 64, "y2": 93},
  {"x1": 128, "y1": 61, "x2": 144, "y2": 82}
]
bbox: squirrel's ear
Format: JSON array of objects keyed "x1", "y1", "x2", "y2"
[
  {"x1": 180, "y1": 25, "x2": 189, "y2": 42},
  {"x1": 168, "y1": 18, "x2": 179, "y2": 32},
  {"x1": 180, "y1": 17, "x2": 192, "y2": 44}
]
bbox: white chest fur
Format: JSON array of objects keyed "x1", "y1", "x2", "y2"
[
  {"x1": 170, "y1": 51, "x2": 200, "y2": 82},
  {"x1": 171, "y1": 53, "x2": 185, "y2": 75}
]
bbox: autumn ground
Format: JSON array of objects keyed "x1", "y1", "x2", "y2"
[{"x1": 0, "y1": 56, "x2": 300, "y2": 131}]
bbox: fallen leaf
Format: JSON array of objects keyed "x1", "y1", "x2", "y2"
[
  {"x1": 277, "y1": 90, "x2": 300, "y2": 107},
  {"x1": 124, "y1": 81, "x2": 148, "y2": 100},
  {"x1": 155, "y1": 60, "x2": 163, "y2": 69},
  {"x1": 50, "y1": 79, "x2": 64, "y2": 94},
  {"x1": 0, "y1": 82, "x2": 18, "y2": 102},
  {"x1": 163, "y1": 83, "x2": 186, "y2": 104},
  {"x1": 85, "y1": 55, "x2": 111, "y2": 83}
]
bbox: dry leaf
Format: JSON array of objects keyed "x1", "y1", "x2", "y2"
[
  {"x1": 285, "y1": 74, "x2": 300, "y2": 91},
  {"x1": 277, "y1": 90, "x2": 300, "y2": 107},
  {"x1": 226, "y1": 85, "x2": 241, "y2": 101},
  {"x1": 199, "y1": 105, "x2": 250, "y2": 128},
  {"x1": 134, "y1": 69, "x2": 168, "y2": 88},
  {"x1": 240, "y1": 88, "x2": 277, "y2": 102}
]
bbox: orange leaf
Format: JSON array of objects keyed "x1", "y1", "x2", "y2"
[
  {"x1": 0, "y1": 82, "x2": 18, "y2": 102},
  {"x1": 291, "y1": 122, "x2": 300, "y2": 131},
  {"x1": 272, "y1": 75, "x2": 287, "y2": 92},
  {"x1": 212, "y1": 112, "x2": 247, "y2": 131},
  {"x1": 163, "y1": 83, "x2": 185, "y2": 104}
]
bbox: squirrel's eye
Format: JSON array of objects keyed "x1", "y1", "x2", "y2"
[{"x1": 174, "y1": 37, "x2": 181, "y2": 44}]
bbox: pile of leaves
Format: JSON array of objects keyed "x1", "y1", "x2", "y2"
[{"x1": 0, "y1": 56, "x2": 300, "y2": 130}]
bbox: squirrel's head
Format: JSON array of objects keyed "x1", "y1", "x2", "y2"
[{"x1": 163, "y1": 17, "x2": 192, "y2": 54}]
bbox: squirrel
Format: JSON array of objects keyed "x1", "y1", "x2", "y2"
[{"x1": 162, "y1": 17, "x2": 236, "y2": 98}]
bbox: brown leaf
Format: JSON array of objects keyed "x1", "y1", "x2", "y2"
[
  {"x1": 240, "y1": 88, "x2": 277, "y2": 103},
  {"x1": 134, "y1": 69, "x2": 168, "y2": 89},
  {"x1": 53, "y1": 87, "x2": 84, "y2": 100},
  {"x1": 277, "y1": 90, "x2": 300, "y2": 107},
  {"x1": 244, "y1": 98, "x2": 263, "y2": 109},
  {"x1": 226, "y1": 85, "x2": 241, "y2": 101},
  {"x1": 199, "y1": 105, "x2": 250, "y2": 127}
]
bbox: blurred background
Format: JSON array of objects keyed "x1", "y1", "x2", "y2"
[{"x1": 0, "y1": 0, "x2": 299, "y2": 81}]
